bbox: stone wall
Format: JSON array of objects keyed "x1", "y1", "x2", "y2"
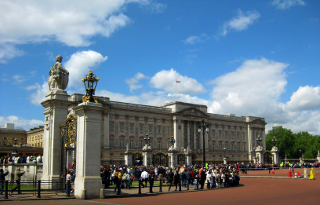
[{"x1": 0, "y1": 162, "x2": 43, "y2": 182}]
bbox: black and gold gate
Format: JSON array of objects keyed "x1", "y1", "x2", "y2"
[
  {"x1": 264, "y1": 151, "x2": 273, "y2": 164},
  {"x1": 132, "y1": 153, "x2": 143, "y2": 165},
  {"x1": 177, "y1": 154, "x2": 186, "y2": 165},
  {"x1": 152, "y1": 153, "x2": 168, "y2": 166},
  {"x1": 60, "y1": 114, "x2": 77, "y2": 179}
]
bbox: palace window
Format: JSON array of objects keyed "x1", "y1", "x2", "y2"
[
  {"x1": 212, "y1": 130, "x2": 215, "y2": 138},
  {"x1": 110, "y1": 122, "x2": 114, "y2": 130},
  {"x1": 130, "y1": 124, "x2": 134, "y2": 132},
  {"x1": 231, "y1": 144, "x2": 234, "y2": 150},
  {"x1": 219, "y1": 131, "x2": 221, "y2": 138},
  {"x1": 140, "y1": 125, "x2": 143, "y2": 132},
  {"x1": 166, "y1": 127, "x2": 169, "y2": 134},
  {"x1": 225, "y1": 131, "x2": 228, "y2": 138},
  {"x1": 158, "y1": 141, "x2": 161, "y2": 149},
  {"x1": 120, "y1": 139, "x2": 124, "y2": 148},
  {"x1": 158, "y1": 126, "x2": 161, "y2": 134},
  {"x1": 110, "y1": 139, "x2": 114, "y2": 148},
  {"x1": 219, "y1": 144, "x2": 222, "y2": 150},
  {"x1": 3, "y1": 137, "x2": 8, "y2": 140},
  {"x1": 212, "y1": 144, "x2": 215, "y2": 150},
  {"x1": 130, "y1": 139, "x2": 133, "y2": 148},
  {"x1": 231, "y1": 132, "x2": 234, "y2": 139},
  {"x1": 120, "y1": 123, "x2": 124, "y2": 131},
  {"x1": 140, "y1": 140, "x2": 143, "y2": 148},
  {"x1": 149, "y1": 125, "x2": 153, "y2": 133},
  {"x1": 237, "y1": 132, "x2": 240, "y2": 139}
]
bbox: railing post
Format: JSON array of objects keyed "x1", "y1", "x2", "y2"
[
  {"x1": 4, "y1": 180, "x2": 8, "y2": 199},
  {"x1": 67, "y1": 180, "x2": 71, "y2": 197},
  {"x1": 159, "y1": 178, "x2": 162, "y2": 192},
  {"x1": 138, "y1": 179, "x2": 141, "y2": 194},
  {"x1": 37, "y1": 180, "x2": 41, "y2": 198}
]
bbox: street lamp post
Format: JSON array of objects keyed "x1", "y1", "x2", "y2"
[
  {"x1": 144, "y1": 134, "x2": 151, "y2": 147},
  {"x1": 169, "y1": 136, "x2": 175, "y2": 148},
  {"x1": 272, "y1": 136, "x2": 277, "y2": 146},
  {"x1": 198, "y1": 120, "x2": 209, "y2": 168},
  {"x1": 256, "y1": 135, "x2": 262, "y2": 146},
  {"x1": 252, "y1": 147, "x2": 256, "y2": 164}
]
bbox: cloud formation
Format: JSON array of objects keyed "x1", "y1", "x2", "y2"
[
  {"x1": 125, "y1": 72, "x2": 148, "y2": 92},
  {"x1": 0, "y1": 115, "x2": 44, "y2": 131},
  {"x1": 221, "y1": 9, "x2": 260, "y2": 36},
  {"x1": 286, "y1": 86, "x2": 320, "y2": 111},
  {"x1": 183, "y1": 34, "x2": 209, "y2": 45},
  {"x1": 272, "y1": 0, "x2": 306, "y2": 9},
  {"x1": 150, "y1": 68, "x2": 206, "y2": 94},
  {"x1": 0, "y1": 0, "x2": 164, "y2": 62}
]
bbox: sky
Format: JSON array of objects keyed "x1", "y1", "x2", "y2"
[{"x1": 0, "y1": 0, "x2": 319, "y2": 135}]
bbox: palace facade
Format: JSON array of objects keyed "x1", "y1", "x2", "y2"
[{"x1": 67, "y1": 94, "x2": 267, "y2": 166}]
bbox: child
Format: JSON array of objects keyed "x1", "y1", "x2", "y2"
[{"x1": 193, "y1": 176, "x2": 198, "y2": 190}]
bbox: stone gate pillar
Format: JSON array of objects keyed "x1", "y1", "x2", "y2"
[
  {"x1": 74, "y1": 102, "x2": 103, "y2": 199},
  {"x1": 256, "y1": 146, "x2": 263, "y2": 164},
  {"x1": 41, "y1": 92, "x2": 69, "y2": 188},
  {"x1": 124, "y1": 144, "x2": 132, "y2": 166},
  {"x1": 271, "y1": 146, "x2": 279, "y2": 164}
]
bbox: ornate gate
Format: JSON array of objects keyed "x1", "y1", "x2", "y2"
[
  {"x1": 177, "y1": 154, "x2": 186, "y2": 165},
  {"x1": 264, "y1": 151, "x2": 273, "y2": 164},
  {"x1": 60, "y1": 114, "x2": 77, "y2": 179},
  {"x1": 132, "y1": 153, "x2": 143, "y2": 165},
  {"x1": 152, "y1": 153, "x2": 168, "y2": 166}
]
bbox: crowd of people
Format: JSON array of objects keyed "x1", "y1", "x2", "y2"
[
  {"x1": 99, "y1": 163, "x2": 241, "y2": 195},
  {"x1": 0, "y1": 155, "x2": 43, "y2": 165}
]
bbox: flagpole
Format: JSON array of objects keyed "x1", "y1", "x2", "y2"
[{"x1": 175, "y1": 78, "x2": 177, "y2": 101}]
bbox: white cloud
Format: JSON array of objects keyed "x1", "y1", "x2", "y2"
[
  {"x1": 29, "y1": 82, "x2": 48, "y2": 106},
  {"x1": 221, "y1": 9, "x2": 260, "y2": 36},
  {"x1": 125, "y1": 72, "x2": 148, "y2": 92},
  {"x1": 65, "y1": 50, "x2": 108, "y2": 90},
  {"x1": 0, "y1": 0, "x2": 157, "y2": 62},
  {"x1": 0, "y1": 44, "x2": 23, "y2": 63},
  {"x1": 208, "y1": 58, "x2": 288, "y2": 118},
  {"x1": 13, "y1": 75, "x2": 26, "y2": 84},
  {"x1": 150, "y1": 68, "x2": 206, "y2": 94},
  {"x1": 286, "y1": 86, "x2": 320, "y2": 111},
  {"x1": 0, "y1": 115, "x2": 44, "y2": 131},
  {"x1": 183, "y1": 34, "x2": 209, "y2": 45},
  {"x1": 272, "y1": 0, "x2": 306, "y2": 9}
]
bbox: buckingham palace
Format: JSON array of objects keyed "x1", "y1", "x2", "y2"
[{"x1": 65, "y1": 93, "x2": 266, "y2": 166}]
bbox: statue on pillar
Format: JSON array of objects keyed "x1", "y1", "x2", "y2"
[{"x1": 48, "y1": 55, "x2": 69, "y2": 93}]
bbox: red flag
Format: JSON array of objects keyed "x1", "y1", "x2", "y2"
[{"x1": 176, "y1": 80, "x2": 180, "y2": 83}]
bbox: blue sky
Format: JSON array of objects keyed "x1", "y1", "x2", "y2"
[{"x1": 0, "y1": 0, "x2": 320, "y2": 134}]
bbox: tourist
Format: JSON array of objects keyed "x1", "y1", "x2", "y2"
[
  {"x1": 11, "y1": 167, "x2": 25, "y2": 195},
  {"x1": 0, "y1": 169, "x2": 9, "y2": 195}
]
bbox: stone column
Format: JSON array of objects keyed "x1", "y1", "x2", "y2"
[
  {"x1": 271, "y1": 146, "x2": 279, "y2": 164},
  {"x1": 223, "y1": 157, "x2": 227, "y2": 165},
  {"x1": 184, "y1": 146, "x2": 192, "y2": 166},
  {"x1": 124, "y1": 149, "x2": 132, "y2": 166},
  {"x1": 168, "y1": 149, "x2": 178, "y2": 168},
  {"x1": 73, "y1": 102, "x2": 103, "y2": 199},
  {"x1": 317, "y1": 151, "x2": 320, "y2": 163},
  {"x1": 255, "y1": 145, "x2": 263, "y2": 164},
  {"x1": 187, "y1": 121, "x2": 190, "y2": 149},
  {"x1": 193, "y1": 122, "x2": 197, "y2": 150},
  {"x1": 41, "y1": 92, "x2": 69, "y2": 188},
  {"x1": 173, "y1": 117, "x2": 179, "y2": 149},
  {"x1": 142, "y1": 150, "x2": 152, "y2": 166}
]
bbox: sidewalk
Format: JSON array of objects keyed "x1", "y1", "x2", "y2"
[{"x1": 0, "y1": 191, "x2": 76, "y2": 201}]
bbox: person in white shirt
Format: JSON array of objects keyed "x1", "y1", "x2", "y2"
[{"x1": 141, "y1": 168, "x2": 149, "y2": 187}]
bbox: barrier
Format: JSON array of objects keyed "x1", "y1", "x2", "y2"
[
  {"x1": 288, "y1": 169, "x2": 292, "y2": 178},
  {"x1": 272, "y1": 169, "x2": 275, "y2": 174}
]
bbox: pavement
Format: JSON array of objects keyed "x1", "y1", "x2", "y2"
[{"x1": 1, "y1": 167, "x2": 318, "y2": 203}]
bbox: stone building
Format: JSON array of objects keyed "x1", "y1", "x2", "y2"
[
  {"x1": 0, "y1": 123, "x2": 43, "y2": 158},
  {"x1": 27, "y1": 126, "x2": 44, "y2": 148},
  {"x1": 66, "y1": 94, "x2": 266, "y2": 166}
]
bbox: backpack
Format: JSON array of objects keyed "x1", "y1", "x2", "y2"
[
  {"x1": 126, "y1": 173, "x2": 131, "y2": 181},
  {"x1": 118, "y1": 172, "x2": 122, "y2": 179}
]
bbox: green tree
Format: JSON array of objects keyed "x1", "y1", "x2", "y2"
[{"x1": 266, "y1": 126, "x2": 295, "y2": 159}]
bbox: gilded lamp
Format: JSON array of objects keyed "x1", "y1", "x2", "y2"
[{"x1": 82, "y1": 70, "x2": 100, "y2": 103}]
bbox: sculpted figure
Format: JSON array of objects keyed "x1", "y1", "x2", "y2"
[{"x1": 48, "y1": 55, "x2": 69, "y2": 91}]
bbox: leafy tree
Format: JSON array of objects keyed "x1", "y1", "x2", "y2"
[{"x1": 266, "y1": 127, "x2": 320, "y2": 159}]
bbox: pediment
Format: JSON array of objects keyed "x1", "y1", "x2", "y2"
[
  {"x1": 177, "y1": 107, "x2": 208, "y2": 117},
  {"x1": 251, "y1": 118, "x2": 267, "y2": 125}
]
